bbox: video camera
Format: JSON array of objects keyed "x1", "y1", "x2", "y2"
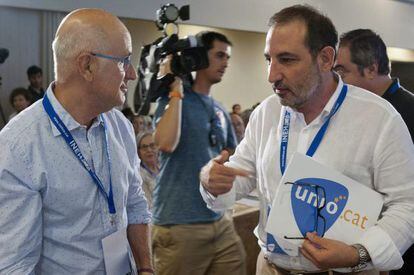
[{"x1": 134, "y1": 4, "x2": 209, "y2": 115}]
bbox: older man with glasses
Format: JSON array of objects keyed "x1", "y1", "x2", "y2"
[{"x1": 0, "y1": 8, "x2": 153, "y2": 275}]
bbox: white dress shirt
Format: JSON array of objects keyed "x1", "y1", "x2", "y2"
[{"x1": 201, "y1": 78, "x2": 414, "y2": 271}]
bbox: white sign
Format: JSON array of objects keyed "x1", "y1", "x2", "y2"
[
  {"x1": 266, "y1": 153, "x2": 383, "y2": 256},
  {"x1": 102, "y1": 227, "x2": 133, "y2": 275}
]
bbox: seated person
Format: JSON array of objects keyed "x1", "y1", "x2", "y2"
[
  {"x1": 137, "y1": 131, "x2": 159, "y2": 209},
  {"x1": 8, "y1": 87, "x2": 31, "y2": 121}
]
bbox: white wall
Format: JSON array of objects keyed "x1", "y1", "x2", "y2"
[
  {"x1": 123, "y1": 18, "x2": 269, "y2": 113},
  {"x1": 0, "y1": 6, "x2": 269, "y2": 128},
  {"x1": 1, "y1": 0, "x2": 414, "y2": 49},
  {"x1": 1, "y1": 0, "x2": 413, "y2": 126}
]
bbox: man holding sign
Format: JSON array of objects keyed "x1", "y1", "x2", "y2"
[{"x1": 200, "y1": 4, "x2": 414, "y2": 275}]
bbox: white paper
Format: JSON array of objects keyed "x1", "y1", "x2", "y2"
[
  {"x1": 102, "y1": 227, "x2": 131, "y2": 275},
  {"x1": 266, "y1": 152, "x2": 383, "y2": 256}
]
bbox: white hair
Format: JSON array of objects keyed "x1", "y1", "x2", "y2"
[{"x1": 52, "y1": 26, "x2": 108, "y2": 83}]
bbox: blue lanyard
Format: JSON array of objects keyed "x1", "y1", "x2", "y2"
[
  {"x1": 269, "y1": 84, "x2": 348, "y2": 254},
  {"x1": 140, "y1": 162, "x2": 158, "y2": 178},
  {"x1": 388, "y1": 79, "x2": 400, "y2": 95},
  {"x1": 279, "y1": 84, "x2": 348, "y2": 175},
  {"x1": 42, "y1": 95, "x2": 116, "y2": 215}
]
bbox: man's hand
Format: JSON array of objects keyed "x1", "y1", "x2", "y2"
[
  {"x1": 158, "y1": 55, "x2": 183, "y2": 98},
  {"x1": 200, "y1": 150, "x2": 250, "y2": 197},
  {"x1": 300, "y1": 232, "x2": 359, "y2": 270}
]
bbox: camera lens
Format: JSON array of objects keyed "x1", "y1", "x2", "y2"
[{"x1": 164, "y1": 5, "x2": 179, "y2": 22}]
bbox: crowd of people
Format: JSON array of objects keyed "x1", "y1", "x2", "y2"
[
  {"x1": 6, "y1": 65, "x2": 45, "y2": 121},
  {"x1": 0, "y1": 4, "x2": 413, "y2": 275}
]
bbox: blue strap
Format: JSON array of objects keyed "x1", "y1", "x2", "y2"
[
  {"x1": 306, "y1": 85, "x2": 348, "y2": 157},
  {"x1": 387, "y1": 79, "x2": 400, "y2": 95},
  {"x1": 279, "y1": 111, "x2": 291, "y2": 175},
  {"x1": 141, "y1": 163, "x2": 158, "y2": 178},
  {"x1": 42, "y1": 95, "x2": 116, "y2": 214},
  {"x1": 279, "y1": 84, "x2": 348, "y2": 173},
  {"x1": 268, "y1": 84, "x2": 348, "y2": 254}
]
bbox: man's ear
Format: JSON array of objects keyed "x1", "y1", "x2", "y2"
[
  {"x1": 317, "y1": 46, "x2": 335, "y2": 72},
  {"x1": 363, "y1": 63, "x2": 378, "y2": 80},
  {"x1": 77, "y1": 53, "x2": 94, "y2": 82}
]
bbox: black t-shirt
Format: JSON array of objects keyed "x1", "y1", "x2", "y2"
[
  {"x1": 28, "y1": 86, "x2": 45, "y2": 104},
  {"x1": 382, "y1": 78, "x2": 414, "y2": 143},
  {"x1": 385, "y1": 79, "x2": 414, "y2": 275}
]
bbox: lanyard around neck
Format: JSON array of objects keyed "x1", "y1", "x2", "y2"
[
  {"x1": 141, "y1": 162, "x2": 158, "y2": 178},
  {"x1": 388, "y1": 80, "x2": 400, "y2": 95},
  {"x1": 279, "y1": 84, "x2": 348, "y2": 175},
  {"x1": 42, "y1": 94, "x2": 116, "y2": 215}
]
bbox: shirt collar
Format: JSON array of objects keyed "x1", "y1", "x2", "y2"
[
  {"x1": 320, "y1": 75, "x2": 344, "y2": 119},
  {"x1": 384, "y1": 78, "x2": 400, "y2": 95},
  {"x1": 45, "y1": 83, "x2": 103, "y2": 137}
]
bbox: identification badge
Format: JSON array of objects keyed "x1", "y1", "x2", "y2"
[{"x1": 102, "y1": 227, "x2": 135, "y2": 275}]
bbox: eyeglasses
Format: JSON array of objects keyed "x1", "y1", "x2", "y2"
[
  {"x1": 284, "y1": 181, "x2": 326, "y2": 240},
  {"x1": 139, "y1": 143, "x2": 157, "y2": 151},
  {"x1": 91, "y1": 52, "x2": 131, "y2": 72}
]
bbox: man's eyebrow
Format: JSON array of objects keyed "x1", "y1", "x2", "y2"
[
  {"x1": 217, "y1": 50, "x2": 230, "y2": 56},
  {"x1": 277, "y1": 52, "x2": 298, "y2": 58}
]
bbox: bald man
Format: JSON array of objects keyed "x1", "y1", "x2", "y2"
[{"x1": 0, "y1": 9, "x2": 153, "y2": 274}]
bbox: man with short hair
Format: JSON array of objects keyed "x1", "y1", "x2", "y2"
[
  {"x1": 26, "y1": 65, "x2": 45, "y2": 103},
  {"x1": 0, "y1": 9, "x2": 153, "y2": 274},
  {"x1": 200, "y1": 5, "x2": 414, "y2": 275},
  {"x1": 153, "y1": 31, "x2": 245, "y2": 275},
  {"x1": 335, "y1": 28, "x2": 414, "y2": 275},
  {"x1": 335, "y1": 29, "x2": 414, "y2": 142}
]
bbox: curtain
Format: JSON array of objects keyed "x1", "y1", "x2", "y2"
[{"x1": 41, "y1": 10, "x2": 66, "y2": 86}]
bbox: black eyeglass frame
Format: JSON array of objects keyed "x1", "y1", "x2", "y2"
[
  {"x1": 283, "y1": 181, "x2": 327, "y2": 240},
  {"x1": 138, "y1": 143, "x2": 157, "y2": 150}
]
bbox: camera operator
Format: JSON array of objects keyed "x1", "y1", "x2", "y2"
[{"x1": 153, "y1": 31, "x2": 246, "y2": 275}]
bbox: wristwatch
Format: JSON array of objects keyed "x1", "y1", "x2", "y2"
[{"x1": 351, "y1": 244, "x2": 371, "y2": 272}]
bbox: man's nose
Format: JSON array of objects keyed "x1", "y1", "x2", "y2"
[
  {"x1": 267, "y1": 61, "x2": 282, "y2": 84},
  {"x1": 223, "y1": 55, "x2": 230, "y2": 68},
  {"x1": 126, "y1": 64, "x2": 137, "y2": 81}
]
